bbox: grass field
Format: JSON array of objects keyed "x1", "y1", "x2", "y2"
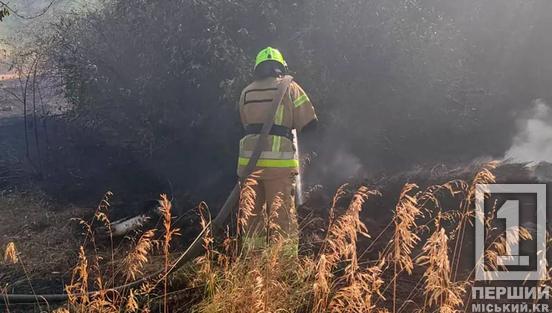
[{"x1": 2, "y1": 161, "x2": 549, "y2": 312}]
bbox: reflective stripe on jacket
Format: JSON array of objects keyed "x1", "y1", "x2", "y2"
[{"x1": 237, "y1": 76, "x2": 317, "y2": 178}]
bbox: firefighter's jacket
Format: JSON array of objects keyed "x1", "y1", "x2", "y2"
[{"x1": 237, "y1": 76, "x2": 317, "y2": 179}]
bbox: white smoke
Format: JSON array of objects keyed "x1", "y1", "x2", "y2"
[
  {"x1": 322, "y1": 149, "x2": 364, "y2": 182},
  {"x1": 505, "y1": 99, "x2": 552, "y2": 163}
]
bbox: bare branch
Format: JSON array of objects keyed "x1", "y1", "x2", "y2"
[{"x1": 0, "y1": 0, "x2": 58, "y2": 20}]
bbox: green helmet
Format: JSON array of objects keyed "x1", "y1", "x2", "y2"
[{"x1": 254, "y1": 47, "x2": 287, "y2": 69}]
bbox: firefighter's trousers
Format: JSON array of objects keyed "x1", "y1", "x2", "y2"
[{"x1": 241, "y1": 173, "x2": 298, "y2": 253}]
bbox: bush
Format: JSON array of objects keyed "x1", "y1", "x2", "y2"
[{"x1": 48, "y1": 0, "x2": 552, "y2": 199}]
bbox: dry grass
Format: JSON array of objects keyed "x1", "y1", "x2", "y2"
[
  {"x1": 190, "y1": 162, "x2": 550, "y2": 313},
  {"x1": 28, "y1": 193, "x2": 180, "y2": 312},
  {"x1": 3, "y1": 241, "x2": 18, "y2": 264},
  {"x1": 123, "y1": 229, "x2": 158, "y2": 281},
  {"x1": 390, "y1": 183, "x2": 421, "y2": 312},
  {"x1": 417, "y1": 225, "x2": 464, "y2": 312},
  {"x1": 2, "y1": 161, "x2": 550, "y2": 312},
  {"x1": 237, "y1": 175, "x2": 259, "y2": 239},
  {"x1": 0, "y1": 191, "x2": 86, "y2": 279},
  {"x1": 313, "y1": 186, "x2": 382, "y2": 313}
]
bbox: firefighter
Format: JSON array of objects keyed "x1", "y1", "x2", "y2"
[{"x1": 237, "y1": 47, "x2": 318, "y2": 253}]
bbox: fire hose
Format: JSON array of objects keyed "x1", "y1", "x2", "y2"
[{"x1": 1, "y1": 75, "x2": 295, "y2": 305}]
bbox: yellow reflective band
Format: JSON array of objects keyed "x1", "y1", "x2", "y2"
[
  {"x1": 274, "y1": 104, "x2": 284, "y2": 125},
  {"x1": 272, "y1": 104, "x2": 285, "y2": 152},
  {"x1": 293, "y1": 94, "x2": 309, "y2": 108},
  {"x1": 238, "y1": 157, "x2": 299, "y2": 168},
  {"x1": 240, "y1": 150, "x2": 295, "y2": 159},
  {"x1": 272, "y1": 135, "x2": 281, "y2": 152}
]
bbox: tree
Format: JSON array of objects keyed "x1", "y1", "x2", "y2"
[{"x1": 0, "y1": 0, "x2": 57, "y2": 22}]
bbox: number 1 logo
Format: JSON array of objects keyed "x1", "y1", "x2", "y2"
[{"x1": 475, "y1": 184, "x2": 547, "y2": 281}]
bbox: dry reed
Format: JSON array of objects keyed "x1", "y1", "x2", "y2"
[
  {"x1": 4, "y1": 242, "x2": 18, "y2": 265},
  {"x1": 5, "y1": 161, "x2": 539, "y2": 313}
]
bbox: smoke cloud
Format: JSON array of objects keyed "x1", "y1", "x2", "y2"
[
  {"x1": 505, "y1": 99, "x2": 552, "y2": 164},
  {"x1": 5, "y1": 0, "x2": 552, "y2": 204}
]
